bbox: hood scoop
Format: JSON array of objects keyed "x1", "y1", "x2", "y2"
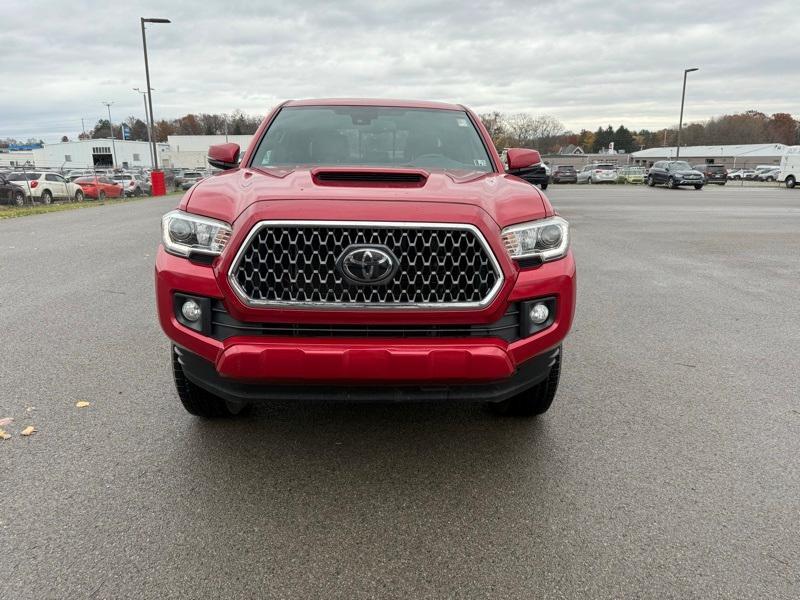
[{"x1": 311, "y1": 167, "x2": 428, "y2": 187}]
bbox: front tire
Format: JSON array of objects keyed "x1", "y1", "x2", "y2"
[
  {"x1": 647, "y1": 175, "x2": 655, "y2": 187},
  {"x1": 694, "y1": 184, "x2": 703, "y2": 190},
  {"x1": 40, "y1": 190, "x2": 52, "y2": 205},
  {"x1": 74, "y1": 190, "x2": 84, "y2": 202},
  {"x1": 98, "y1": 190, "x2": 106, "y2": 201},
  {"x1": 540, "y1": 182, "x2": 548, "y2": 190},
  {"x1": 667, "y1": 177, "x2": 676, "y2": 189},
  {"x1": 13, "y1": 189, "x2": 25, "y2": 206},
  {"x1": 785, "y1": 176, "x2": 795, "y2": 189},
  {"x1": 489, "y1": 349, "x2": 561, "y2": 417},
  {"x1": 172, "y1": 348, "x2": 251, "y2": 418}
]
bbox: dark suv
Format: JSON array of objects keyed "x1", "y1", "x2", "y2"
[
  {"x1": 646, "y1": 161, "x2": 704, "y2": 189},
  {"x1": 552, "y1": 165, "x2": 577, "y2": 184},
  {"x1": 0, "y1": 173, "x2": 26, "y2": 206},
  {"x1": 693, "y1": 164, "x2": 727, "y2": 185}
]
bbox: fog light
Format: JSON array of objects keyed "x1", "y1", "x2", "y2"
[
  {"x1": 181, "y1": 299, "x2": 202, "y2": 322},
  {"x1": 529, "y1": 303, "x2": 549, "y2": 325}
]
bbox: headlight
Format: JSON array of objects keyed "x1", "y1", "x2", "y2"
[
  {"x1": 500, "y1": 216, "x2": 569, "y2": 263},
  {"x1": 161, "y1": 210, "x2": 232, "y2": 257}
]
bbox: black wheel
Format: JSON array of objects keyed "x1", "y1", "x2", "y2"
[
  {"x1": 540, "y1": 182, "x2": 548, "y2": 190},
  {"x1": 694, "y1": 184, "x2": 703, "y2": 190},
  {"x1": 647, "y1": 175, "x2": 655, "y2": 187},
  {"x1": 12, "y1": 189, "x2": 25, "y2": 206},
  {"x1": 134, "y1": 187, "x2": 142, "y2": 197},
  {"x1": 74, "y1": 190, "x2": 84, "y2": 202},
  {"x1": 765, "y1": 176, "x2": 774, "y2": 182},
  {"x1": 489, "y1": 349, "x2": 561, "y2": 417},
  {"x1": 40, "y1": 190, "x2": 52, "y2": 205},
  {"x1": 587, "y1": 176, "x2": 592, "y2": 184},
  {"x1": 172, "y1": 347, "x2": 251, "y2": 418},
  {"x1": 98, "y1": 190, "x2": 106, "y2": 201},
  {"x1": 666, "y1": 177, "x2": 676, "y2": 189},
  {"x1": 719, "y1": 181, "x2": 726, "y2": 186},
  {"x1": 787, "y1": 176, "x2": 796, "y2": 189}
]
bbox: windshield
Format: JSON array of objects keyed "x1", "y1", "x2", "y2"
[
  {"x1": 251, "y1": 106, "x2": 493, "y2": 172},
  {"x1": 668, "y1": 161, "x2": 692, "y2": 170}
]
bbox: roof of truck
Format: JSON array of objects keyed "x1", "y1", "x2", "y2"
[{"x1": 285, "y1": 98, "x2": 464, "y2": 111}]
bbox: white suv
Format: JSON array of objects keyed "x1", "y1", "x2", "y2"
[
  {"x1": 577, "y1": 163, "x2": 618, "y2": 184},
  {"x1": 7, "y1": 172, "x2": 85, "y2": 203}
]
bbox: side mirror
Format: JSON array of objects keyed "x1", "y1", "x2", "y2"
[
  {"x1": 505, "y1": 148, "x2": 542, "y2": 172},
  {"x1": 207, "y1": 143, "x2": 240, "y2": 170}
]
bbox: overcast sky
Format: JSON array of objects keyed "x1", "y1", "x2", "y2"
[{"x1": 2, "y1": 0, "x2": 797, "y2": 141}]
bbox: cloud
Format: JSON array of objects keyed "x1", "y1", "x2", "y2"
[{"x1": 1, "y1": 0, "x2": 797, "y2": 141}]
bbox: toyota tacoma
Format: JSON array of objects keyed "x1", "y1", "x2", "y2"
[{"x1": 156, "y1": 99, "x2": 576, "y2": 418}]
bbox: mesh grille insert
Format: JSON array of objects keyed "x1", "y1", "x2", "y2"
[{"x1": 231, "y1": 223, "x2": 501, "y2": 306}]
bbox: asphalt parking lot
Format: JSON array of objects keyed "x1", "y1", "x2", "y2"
[{"x1": 2, "y1": 184, "x2": 799, "y2": 598}]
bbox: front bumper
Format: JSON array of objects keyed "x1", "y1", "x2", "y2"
[
  {"x1": 175, "y1": 344, "x2": 561, "y2": 403},
  {"x1": 156, "y1": 239, "x2": 575, "y2": 398}
]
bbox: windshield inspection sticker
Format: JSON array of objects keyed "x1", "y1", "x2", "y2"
[
  {"x1": 474, "y1": 159, "x2": 488, "y2": 167},
  {"x1": 457, "y1": 118, "x2": 469, "y2": 127}
]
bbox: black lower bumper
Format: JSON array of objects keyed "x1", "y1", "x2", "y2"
[{"x1": 175, "y1": 346, "x2": 560, "y2": 404}]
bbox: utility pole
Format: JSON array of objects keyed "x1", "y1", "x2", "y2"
[
  {"x1": 675, "y1": 67, "x2": 699, "y2": 160},
  {"x1": 102, "y1": 102, "x2": 118, "y2": 168},
  {"x1": 140, "y1": 17, "x2": 171, "y2": 172},
  {"x1": 134, "y1": 87, "x2": 155, "y2": 167}
]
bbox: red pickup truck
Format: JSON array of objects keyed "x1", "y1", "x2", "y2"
[{"x1": 155, "y1": 99, "x2": 576, "y2": 418}]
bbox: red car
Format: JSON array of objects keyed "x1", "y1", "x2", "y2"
[
  {"x1": 74, "y1": 176, "x2": 124, "y2": 200},
  {"x1": 156, "y1": 99, "x2": 576, "y2": 418}
]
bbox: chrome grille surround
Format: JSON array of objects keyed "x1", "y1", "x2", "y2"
[{"x1": 227, "y1": 221, "x2": 504, "y2": 309}]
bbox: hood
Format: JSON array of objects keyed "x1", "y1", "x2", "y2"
[{"x1": 183, "y1": 167, "x2": 551, "y2": 229}]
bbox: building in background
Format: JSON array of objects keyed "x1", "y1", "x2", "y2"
[
  {"x1": 30, "y1": 139, "x2": 169, "y2": 170},
  {"x1": 164, "y1": 135, "x2": 253, "y2": 169},
  {"x1": 0, "y1": 148, "x2": 35, "y2": 168},
  {"x1": 631, "y1": 143, "x2": 789, "y2": 168}
]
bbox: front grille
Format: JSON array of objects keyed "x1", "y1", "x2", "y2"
[
  {"x1": 210, "y1": 300, "x2": 521, "y2": 342},
  {"x1": 229, "y1": 221, "x2": 502, "y2": 308}
]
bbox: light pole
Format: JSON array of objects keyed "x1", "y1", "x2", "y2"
[
  {"x1": 675, "y1": 67, "x2": 698, "y2": 160},
  {"x1": 133, "y1": 87, "x2": 154, "y2": 167},
  {"x1": 102, "y1": 101, "x2": 118, "y2": 168},
  {"x1": 140, "y1": 17, "x2": 170, "y2": 179}
]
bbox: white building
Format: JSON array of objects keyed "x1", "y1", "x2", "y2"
[
  {"x1": 0, "y1": 149, "x2": 35, "y2": 168},
  {"x1": 31, "y1": 139, "x2": 170, "y2": 170},
  {"x1": 631, "y1": 143, "x2": 790, "y2": 168},
  {"x1": 164, "y1": 135, "x2": 254, "y2": 169}
]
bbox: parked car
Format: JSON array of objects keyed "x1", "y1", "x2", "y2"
[
  {"x1": 0, "y1": 173, "x2": 27, "y2": 206},
  {"x1": 729, "y1": 168, "x2": 757, "y2": 180},
  {"x1": 551, "y1": 165, "x2": 577, "y2": 184},
  {"x1": 692, "y1": 164, "x2": 727, "y2": 185},
  {"x1": 646, "y1": 161, "x2": 704, "y2": 189},
  {"x1": 756, "y1": 168, "x2": 780, "y2": 182},
  {"x1": 6, "y1": 171, "x2": 85, "y2": 203},
  {"x1": 73, "y1": 176, "x2": 125, "y2": 200},
  {"x1": 156, "y1": 99, "x2": 575, "y2": 418},
  {"x1": 577, "y1": 163, "x2": 617, "y2": 184},
  {"x1": 179, "y1": 170, "x2": 207, "y2": 190},
  {"x1": 617, "y1": 166, "x2": 646, "y2": 184},
  {"x1": 112, "y1": 173, "x2": 151, "y2": 196}
]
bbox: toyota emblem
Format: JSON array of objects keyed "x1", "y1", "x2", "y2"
[{"x1": 336, "y1": 245, "x2": 398, "y2": 285}]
